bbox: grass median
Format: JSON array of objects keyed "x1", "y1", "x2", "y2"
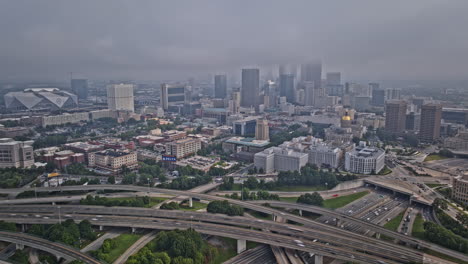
[{"x1": 323, "y1": 191, "x2": 369, "y2": 209}]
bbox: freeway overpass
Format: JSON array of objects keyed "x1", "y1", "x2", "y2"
[
  {"x1": 0, "y1": 212, "x2": 403, "y2": 264},
  {"x1": 0, "y1": 185, "x2": 466, "y2": 263},
  {"x1": 0, "y1": 231, "x2": 101, "y2": 264},
  {"x1": 0, "y1": 204, "x2": 424, "y2": 264}
]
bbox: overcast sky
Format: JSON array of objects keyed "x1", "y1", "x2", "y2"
[{"x1": 1, "y1": 0, "x2": 468, "y2": 82}]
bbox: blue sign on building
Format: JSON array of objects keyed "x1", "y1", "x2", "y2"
[{"x1": 162, "y1": 155, "x2": 177, "y2": 162}]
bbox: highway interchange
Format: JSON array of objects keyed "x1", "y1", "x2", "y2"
[{"x1": 0, "y1": 184, "x2": 467, "y2": 264}]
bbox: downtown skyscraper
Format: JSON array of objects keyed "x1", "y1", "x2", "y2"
[
  {"x1": 301, "y1": 62, "x2": 322, "y2": 106},
  {"x1": 240, "y1": 68, "x2": 260, "y2": 109},
  {"x1": 214, "y1": 74, "x2": 227, "y2": 99}
]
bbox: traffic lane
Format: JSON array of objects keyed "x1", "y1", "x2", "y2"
[
  {"x1": 0, "y1": 214, "x2": 394, "y2": 264},
  {"x1": 0, "y1": 205, "x2": 423, "y2": 262},
  {"x1": 0, "y1": 209, "x2": 421, "y2": 263}
]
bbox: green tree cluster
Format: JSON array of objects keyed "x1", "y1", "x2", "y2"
[
  {"x1": 207, "y1": 200, "x2": 244, "y2": 216},
  {"x1": 159, "y1": 174, "x2": 211, "y2": 190},
  {"x1": 160, "y1": 202, "x2": 180, "y2": 210},
  {"x1": 423, "y1": 221, "x2": 468, "y2": 253},
  {"x1": 0, "y1": 167, "x2": 46, "y2": 188},
  {"x1": 127, "y1": 229, "x2": 216, "y2": 264},
  {"x1": 277, "y1": 165, "x2": 339, "y2": 189},
  {"x1": 65, "y1": 163, "x2": 96, "y2": 175},
  {"x1": 435, "y1": 209, "x2": 468, "y2": 239},
  {"x1": 297, "y1": 192, "x2": 324, "y2": 206},
  {"x1": 80, "y1": 195, "x2": 151, "y2": 207},
  {"x1": 27, "y1": 219, "x2": 96, "y2": 246},
  {"x1": 0, "y1": 221, "x2": 17, "y2": 231},
  {"x1": 33, "y1": 134, "x2": 68, "y2": 149}
]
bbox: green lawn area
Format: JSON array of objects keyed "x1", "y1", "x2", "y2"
[
  {"x1": 411, "y1": 213, "x2": 425, "y2": 239},
  {"x1": 423, "y1": 249, "x2": 468, "y2": 264},
  {"x1": 231, "y1": 184, "x2": 327, "y2": 192},
  {"x1": 384, "y1": 211, "x2": 405, "y2": 231},
  {"x1": 378, "y1": 166, "x2": 392, "y2": 175},
  {"x1": 100, "y1": 233, "x2": 142, "y2": 263},
  {"x1": 180, "y1": 201, "x2": 207, "y2": 211},
  {"x1": 425, "y1": 183, "x2": 446, "y2": 188},
  {"x1": 424, "y1": 154, "x2": 448, "y2": 162},
  {"x1": 323, "y1": 191, "x2": 369, "y2": 209},
  {"x1": 279, "y1": 196, "x2": 298, "y2": 203}
]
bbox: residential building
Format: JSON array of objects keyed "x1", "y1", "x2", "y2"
[
  {"x1": 166, "y1": 138, "x2": 201, "y2": 159},
  {"x1": 0, "y1": 138, "x2": 34, "y2": 168},
  {"x1": 107, "y1": 84, "x2": 135, "y2": 112},
  {"x1": 420, "y1": 103, "x2": 442, "y2": 142},
  {"x1": 345, "y1": 142, "x2": 385, "y2": 174},
  {"x1": 214, "y1": 75, "x2": 227, "y2": 99},
  {"x1": 385, "y1": 100, "x2": 407, "y2": 134}
]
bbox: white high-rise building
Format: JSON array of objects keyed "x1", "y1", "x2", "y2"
[
  {"x1": 345, "y1": 142, "x2": 385, "y2": 174},
  {"x1": 254, "y1": 146, "x2": 308, "y2": 173},
  {"x1": 107, "y1": 84, "x2": 135, "y2": 112}
]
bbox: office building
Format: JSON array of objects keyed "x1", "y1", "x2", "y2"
[
  {"x1": 214, "y1": 75, "x2": 227, "y2": 99},
  {"x1": 279, "y1": 74, "x2": 295, "y2": 103},
  {"x1": 0, "y1": 138, "x2": 34, "y2": 168},
  {"x1": 255, "y1": 118, "x2": 269, "y2": 141},
  {"x1": 371, "y1": 87, "x2": 385, "y2": 106},
  {"x1": 254, "y1": 147, "x2": 308, "y2": 173},
  {"x1": 442, "y1": 108, "x2": 468, "y2": 126},
  {"x1": 385, "y1": 100, "x2": 407, "y2": 134},
  {"x1": 107, "y1": 84, "x2": 135, "y2": 112},
  {"x1": 444, "y1": 131, "x2": 468, "y2": 152},
  {"x1": 301, "y1": 62, "x2": 322, "y2": 106},
  {"x1": 326, "y1": 73, "x2": 343, "y2": 97},
  {"x1": 326, "y1": 72, "x2": 341, "y2": 85},
  {"x1": 303, "y1": 82, "x2": 325, "y2": 107},
  {"x1": 405, "y1": 112, "x2": 421, "y2": 131},
  {"x1": 453, "y1": 173, "x2": 468, "y2": 205},
  {"x1": 71, "y1": 79, "x2": 88, "y2": 100},
  {"x1": 386, "y1": 88, "x2": 401, "y2": 100},
  {"x1": 345, "y1": 142, "x2": 385, "y2": 174},
  {"x1": 420, "y1": 103, "x2": 442, "y2": 142},
  {"x1": 308, "y1": 144, "x2": 343, "y2": 169},
  {"x1": 4, "y1": 88, "x2": 78, "y2": 111},
  {"x1": 167, "y1": 138, "x2": 202, "y2": 159},
  {"x1": 160, "y1": 84, "x2": 187, "y2": 111},
  {"x1": 91, "y1": 149, "x2": 138, "y2": 174},
  {"x1": 233, "y1": 117, "x2": 258, "y2": 136},
  {"x1": 240, "y1": 69, "x2": 260, "y2": 109}
]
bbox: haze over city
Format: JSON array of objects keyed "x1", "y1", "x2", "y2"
[{"x1": 1, "y1": 0, "x2": 468, "y2": 81}]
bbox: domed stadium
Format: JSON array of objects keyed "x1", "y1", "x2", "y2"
[{"x1": 4, "y1": 88, "x2": 78, "y2": 111}]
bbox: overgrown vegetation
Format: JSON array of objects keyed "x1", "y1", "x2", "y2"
[
  {"x1": 127, "y1": 229, "x2": 219, "y2": 264},
  {"x1": 207, "y1": 200, "x2": 244, "y2": 216},
  {"x1": 297, "y1": 192, "x2": 324, "y2": 206},
  {"x1": 91, "y1": 234, "x2": 141, "y2": 263},
  {"x1": 80, "y1": 195, "x2": 165, "y2": 208},
  {"x1": 0, "y1": 166, "x2": 46, "y2": 188},
  {"x1": 27, "y1": 219, "x2": 96, "y2": 247}
]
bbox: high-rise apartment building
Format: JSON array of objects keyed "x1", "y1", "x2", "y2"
[
  {"x1": 107, "y1": 84, "x2": 135, "y2": 112},
  {"x1": 385, "y1": 100, "x2": 407, "y2": 134},
  {"x1": 167, "y1": 138, "x2": 202, "y2": 159},
  {"x1": 214, "y1": 75, "x2": 227, "y2": 99},
  {"x1": 241, "y1": 69, "x2": 260, "y2": 109},
  {"x1": 0, "y1": 138, "x2": 34, "y2": 168},
  {"x1": 160, "y1": 84, "x2": 187, "y2": 111},
  {"x1": 255, "y1": 118, "x2": 269, "y2": 141},
  {"x1": 420, "y1": 103, "x2": 442, "y2": 142},
  {"x1": 71, "y1": 79, "x2": 88, "y2": 100},
  {"x1": 279, "y1": 74, "x2": 295, "y2": 103}
]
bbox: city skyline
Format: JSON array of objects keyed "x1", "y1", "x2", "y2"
[{"x1": 1, "y1": 1, "x2": 468, "y2": 81}]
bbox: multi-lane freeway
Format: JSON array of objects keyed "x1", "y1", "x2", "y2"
[
  {"x1": 0, "y1": 204, "x2": 427, "y2": 264},
  {"x1": 0, "y1": 185, "x2": 467, "y2": 263},
  {"x1": 0, "y1": 231, "x2": 101, "y2": 264}
]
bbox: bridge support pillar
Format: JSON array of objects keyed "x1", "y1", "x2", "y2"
[
  {"x1": 52, "y1": 202, "x2": 56, "y2": 205},
  {"x1": 15, "y1": 244, "x2": 24, "y2": 250},
  {"x1": 376, "y1": 233, "x2": 381, "y2": 239},
  {"x1": 21, "y1": 224, "x2": 26, "y2": 232},
  {"x1": 237, "y1": 239, "x2": 246, "y2": 254},
  {"x1": 273, "y1": 215, "x2": 277, "y2": 222},
  {"x1": 314, "y1": 254, "x2": 323, "y2": 264},
  {"x1": 99, "y1": 225, "x2": 104, "y2": 231},
  {"x1": 189, "y1": 197, "x2": 193, "y2": 208},
  {"x1": 132, "y1": 227, "x2": 137, "y2": 234},
  {"x1": 298, "y1": 209, "x2": 302, "y2": 216}
]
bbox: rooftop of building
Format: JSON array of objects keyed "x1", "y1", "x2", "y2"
[
  {"x1": 64, "y1": 142, "x2": 104, "y2": 151},
  {"x1": 95, "y1": 149, "x2": 134, "y2": 157},
  {"x1": 225, "y1": 137, "x2": 270, "y2": 147}
]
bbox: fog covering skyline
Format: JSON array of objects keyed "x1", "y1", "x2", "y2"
[{"x1": 1, "y1": 1, "x2": 468, "y2": 82}]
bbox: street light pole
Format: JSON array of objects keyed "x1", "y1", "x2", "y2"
[{"x1": 147, "y1": 178, "x2": 150, "y2": 193}]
